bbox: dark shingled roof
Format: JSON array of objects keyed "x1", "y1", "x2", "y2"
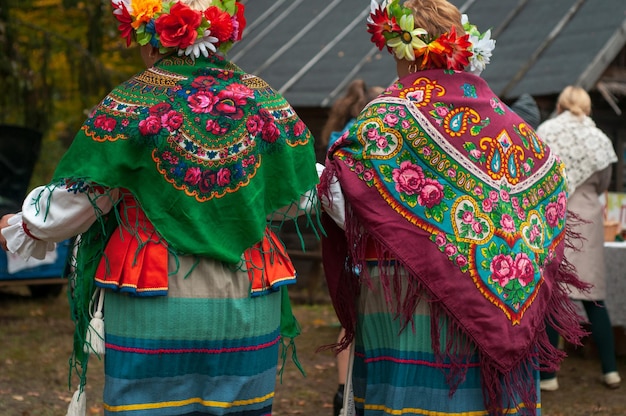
[{"x1": 229, "y1": 0, "x2": 626, "y2": 107}]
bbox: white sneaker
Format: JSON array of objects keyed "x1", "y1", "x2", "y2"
[
  {"x1": 603, "y1": 371, "x2": 621, "y2": 389},
  {"x1": 539, "y1": 377, "x2": 559, "y2": 391}
]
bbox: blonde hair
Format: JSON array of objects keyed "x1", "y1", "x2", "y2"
[
  {"x1": 403, "y1": 0, "x2": 465, "y2": 37},
  {"x1": 320, "y1": 79, "x2": 384, "y2": 148},
  {"x1": 557, "y1": 85, "x2": 591, "y2": 117}
]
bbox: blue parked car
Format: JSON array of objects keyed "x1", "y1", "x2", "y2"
[{"x1": 0, "y1": 125, "x2": 70, "y2": 297}]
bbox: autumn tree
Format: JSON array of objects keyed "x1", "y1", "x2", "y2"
[{"x1": 0, "y1": 0, "x2": 143, "y2": 183}]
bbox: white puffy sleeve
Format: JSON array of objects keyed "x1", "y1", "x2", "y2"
[
  {"x1": 316, "y1": 163, "x2": 346, "y2": 230},
  {"x1": 1, "y1": 185, "x2": 119, "y2": 259}
]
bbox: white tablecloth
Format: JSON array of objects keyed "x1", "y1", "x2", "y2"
[{"x1": 601, "y1": 242, "x2": 626, "y2": 327}]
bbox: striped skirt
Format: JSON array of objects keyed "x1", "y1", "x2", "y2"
[
  {"x1": 352, "y1": 267, "x2": 541, "y2": 416},
  {"x1": 101, "y1": 254, "x2": 281, "y2": 415}
]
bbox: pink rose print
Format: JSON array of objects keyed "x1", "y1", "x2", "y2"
[
  {"x1": 149, "y1": 102, "x2": 173, "y2": 117},
  {"x1": 511, "y1": 197, "x2": 520, "y2": 208},
  {"x1": 392, "y1": 161, "x2": 425, "y2": 195},
  {"x1": 376, "y1": 136, "x2": 389, "y2": 149},
  {"x1": 161, "y1": 110, "x2": 183, "y2": 131},
  {"x1": 421, "y1": 146, "x2": 432, "y2": 156},
  {"x1": 261, "y1": 122, "x2": 280, "y2": 143},
  {"x1": 418, "y1": 178, "x2": 444, "y2": 208},
  {"x1": 444, "y1": 244, "x2": 457, "y2": 256},
  {"x1": 471, "y1": 221, "x2": 484, "y2": 234},
  {"x1": 469, "y1": 149, "x2": 482, "y2": 159},
  {"x1": 214, "y1": 90, "x2": 247, "y2": 119},
  {"x1": 95, "y1": 116, "x2": 116, "y2": 132},
  {"x1": 246, "y1": 115, "x2": 264, "y2": 135},
  {"x1": 225, "y1": 82, "x2": 254, "y2": 99},
  {"x1": 435, "y1": 106, "x2": 449, "y2": 117},
  {"x1": 500, "y1": 214, "x2": 515, "y2": 233},
  {"x1": 482, "y1": 198, "x2": 494, "y2": 213},
  {"x1": 489, "y1": 190, "x2": 499, "y2": 201},
  {"x1": 293, "y1": 120, "x2": 306, "y2": 136},
  {"x1": 354, "y1": 162, "x2": 365, "y2": 175},
  {"x1": 514, "y1": 253, "x2": 535, "y2": 287},
  {"x1": 206, "y1": 119, "x2": 227, "y2": 135},
  {"x1": 184, "y1": 167, "x2": 202, "y2": 185},
  {"x1": 199, "y1": 170, "x2": 217, "y2": 193},
  {"x1": 491, "y1": 254, "x2": 515, "y2": 287},
  {"x1": 93, "y1": 115, "x2": 107, "y2": 129},
  {"x1": 490, "y1": 97, "x2": 505, "y2": 112},
  {"x1": 499, "y1": 189, "x2": 510, "y2": 202},
  {"x1": 191, "y1": 76, "x2": 217, "y2": 89},
  {"x1": 139, "y1": 115, "x2": 162, "y2": 136},
  {"x1": 383, "y1": 113, "x2": 399, "y2": 127},
  {"x1": 461, "y1": 211, "x2": 474, "y2": 224},
  {"x1": 401, "y1": 120, "x2": 411, "y2": 129},
  {"x1": 556, "y1": 192, "x2": 567, "y2": 218},
  {"x1": 217, "y1": 167, "x2": 231, "y2": 186},
  {"x1": 545, "y1": 202, "x2": 559, "y2": 227},
  {"x1": 345, "y1": 156, "x2": 355, "y2": 167},
  {"x1": 529, "y1": 224, "x2": 541, "y2": 242},
  {"x1": 474, "y1": 186, "x2": 483, "y2": 196},
  {"x1": 398, "y1": 109, "x2": 406, "y2": 117},
  {"x1": 188, "y1": 91, "x2": 218, "y2": 113},
  {"x1": 376, "y1": 107, "x2": 386, "y2": 114},
  {"x1": 366, "y1": 127, "x2": 379, "y2": 141},
  {"x1": 447, "y1": 168, "x2": 456, "y2": 178},
  {"x1": 435, "y1": 233, "x2": 447, "y2": 247},
  {"x1": 456, "y1": 255, "x2": 468, "y2": 267},
  {"x1": 363, "y1": 169, "x2": 374, "y2": 182}
]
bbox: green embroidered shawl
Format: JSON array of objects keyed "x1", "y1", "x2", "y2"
[{"x1": 53, "y1": 54, "x2": 318, "y2": 263}]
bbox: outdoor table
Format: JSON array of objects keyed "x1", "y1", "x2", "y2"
[{"x1": 601, "y1": 241, "x2": 626, "y2": 328}]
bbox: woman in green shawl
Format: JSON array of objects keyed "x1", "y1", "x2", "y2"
[{"x1": 0, "y1": 1, "x2": 319, "y2": 415}]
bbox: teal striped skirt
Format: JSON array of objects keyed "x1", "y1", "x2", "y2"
[
  {"x1": 352, "y1": 267, "x2": 541, "y2": 416},
  {"x1": 101, "y1": 255, "x2": 281, "y2": 415}
]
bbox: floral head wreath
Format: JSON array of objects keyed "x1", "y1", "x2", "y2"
[
  {"x1": 111, "y1": 0, "x2": 246, "y2": 58},
  {"x1": 367, "y1": 0, "x2": 495, "y2": 74}
]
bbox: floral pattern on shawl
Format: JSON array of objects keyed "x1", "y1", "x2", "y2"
[
  {"x1": 81, "y1": 56, "x2": 311, "y2": 201},
  {"x1": 331, "y1": 72, "x2": 567, "y2": 325}
]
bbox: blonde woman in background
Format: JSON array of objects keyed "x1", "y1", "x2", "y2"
[{"x1": 536, "y1": 85, "x2": 621, "y2": 391}]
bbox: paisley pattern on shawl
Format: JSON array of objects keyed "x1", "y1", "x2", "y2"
[
  {"x1": 321, "y1": 69, "x2": 587, "y2": 411},
  {"x1": 52, "y1": 54, "x2": 318, "y2": 263},
  {"x1": 335, "y1": 74, "x2": 565, "y2": 326}
]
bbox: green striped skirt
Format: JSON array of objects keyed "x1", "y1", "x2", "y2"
[
  {"x1": 352, "y1": 267, "x2": 541, "y2": 416},
  {"x1": 101, "y1": 255, "x2": 281, "y2": 415}
]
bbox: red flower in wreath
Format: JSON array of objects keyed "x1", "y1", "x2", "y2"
[
  {"x1": 155, "y1": 2, "x2": 202, "y2": 49},
  {"x1": 204, "y1": 6, "x2": 233, "y2": 43},
  {"x1": 233, "y1": 2, "x2": 246, "y2": 41},
  {"x1": 367, "y1": 6, "x2": 400, "y2": 50},
  {"x1": 113, "y1": 3, "x2": 134, "y2": 47},
  {"x1": 439, "y1": 27, "x2": 472, "y2": 70}
]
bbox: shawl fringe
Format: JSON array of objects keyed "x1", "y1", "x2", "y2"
[{"x1": 322, "y1": 203, "x2": 590, "y2": 415}]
